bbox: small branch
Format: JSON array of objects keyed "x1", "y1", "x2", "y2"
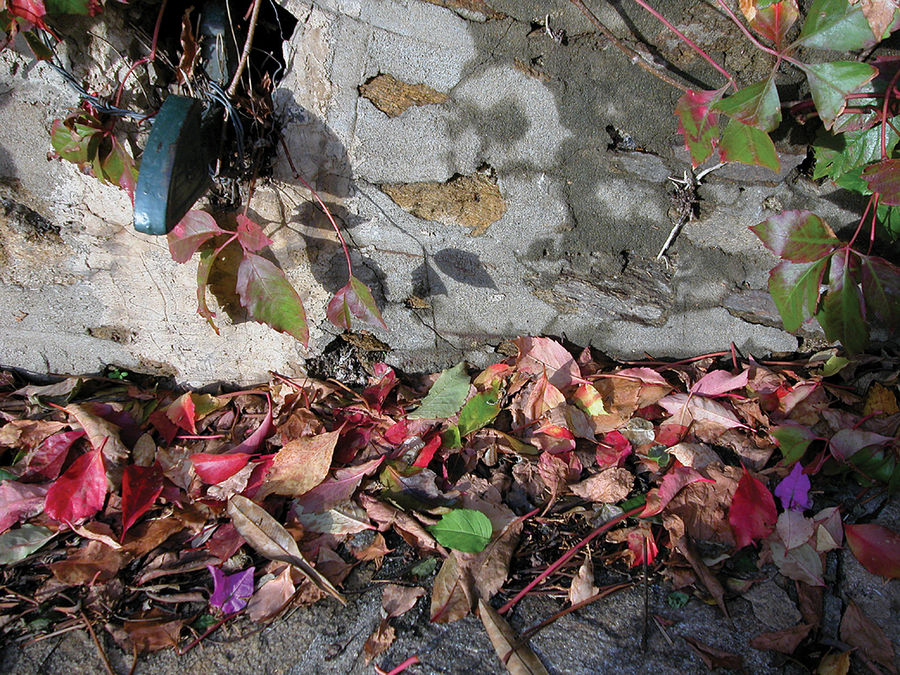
[
  {"x1": 227, "y1": 0, "x2": 263, "y2": 97},
  {"x1": 81, "y1": 611, "x2": 115, "y2": 675},
  {"x1": 568, "y1": 0, "x2": 688, "y2": 92},
  {"x1": 498, "y1": 504, "x2": 645, "y2": 614}
]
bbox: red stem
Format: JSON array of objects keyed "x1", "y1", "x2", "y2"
[
  {"x1": 715, "y1": 0, "x2": 803, "y2": 69},
  {"x1": 114, "y1": 0, "x2": 167, "y2": 108},
  {"x1": 498, "y1": 503, "x2": 645, "y2": 614},
  {"x1": 377, "y1": 656, "x2": 420, "y2": 675},
  {"x1": 630, "y1": 0, "x2": 736, "y2": 90},
  {"x1": 882, "y1": 66, "x2": 900, "y2": 158},
  {"x1": 849, "y1": 194, "x2": 877, "y2": 250}
]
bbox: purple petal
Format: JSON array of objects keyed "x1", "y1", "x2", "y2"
[
  {"x1": 774, "y1": 463, "x2": 812, "y2": 512},
  {"x1": 208, "y1": 565, "x2": 255, "y2": 614}
]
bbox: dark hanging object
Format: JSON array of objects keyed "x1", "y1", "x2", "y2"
[{"x1": 133, "y1": 96, "x2": 211, "y2": 235}]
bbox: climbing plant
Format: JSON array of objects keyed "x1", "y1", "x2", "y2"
[{"x1": 575, "y1": 0, "x2": 900, "y2": 352}]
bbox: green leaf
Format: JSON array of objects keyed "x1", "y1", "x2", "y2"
[
  {"x1": 773, "y1": 423, "x2": 817, "y2": 464},
  {"x1": 44, "y1": 0, "x2": 95, "y2": 15},
  {"x1": 457, "y1": 384, "x2": 502, "y2": 437},
  {"x1": 796, "y1": 0, "x2": 883, "y2": 50},
  {"x1": 803, "y1": 62, "x2": 877, "y2": 129},
  {"x1": 814, "y1": 121, "x2": 900, "y2": 181},
  {"x1": 196, "y1": 248, "x2": 219, "y2": 333},
  {"x1": 719, "y1": 118, "x2": 780, "y2": 172},
  {"x1": 326, "y1": 275, "x2": 387, "y2": 331},
  {"x1": 0, "y1": 525, "x2": 55, "y2": 565},
  {"x1": 713, "y1": 77, "x2": 781, "y2": 132},
  {"x1": 750, "y1": 210, "x2": 839, "y2": 262},
  {"x1": 0, "y1": 469, "x2": 16, "y2": 481},
  {"x1": 768, "y1": 257, "x2": 832, "y2": 332},
  {"x1": 816, "y1": 251, "x2": 868, "y2": 353},
  {"x1": 441, "y1": 425, "x2": 462, "y2": 449},
  {"x1": 862, "y1": 158, "x2": 900, "y2": 205},
  {"x1": 674, "y1": 88, "x2": 723, "y2": 167},
  {"x1": 236, "y1": 252, "x2": 309, "y2": 346},
  {"x1": 428, "y1": 508, "x2": 492, "y2": 553},
  {"x1": 821, "y1": 355, "x2": 849, "y2": 376},
  {"x1": 50, "y1": 118, "x2": 99, "y2": 165},
  {"x1": 876, "y1": 204, "x2": 900, "y2": 240},
  {"x1": 408, "y1": 362, "x2": 471, "y2": 419}
]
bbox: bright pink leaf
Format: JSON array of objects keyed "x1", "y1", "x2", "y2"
[
  {"x1": 626, "y1": 527, "x2": 658, "y2": 567},
  {"x1": 614, "y1": 367, "x2": 670, "y2": 386},
  {"x1": 326, "y1": 275, "x2": 387, "y2": 331},
  {"x1": 674, "y1": 88, "x2": 722, "y2": 167},
  {"x1": 235, "y1": 214, "x2": 272, "y2": 253},
  {"x1": 0, "y1": 481, "x2": 49, "y2": 534},
  {"x1": 18, "y1": 430, "x2": 85, "y2": 481},
  {"x1": 191, "y1": 453, "x2": 252, "y2": 484},
  {"x1": 167, "y1": 211, "x2": 226, "y2": 263},
  {"x1": 641, "y1": 461, "x2": 713, "y2": 517},
  {"x1": 44, "y1": 449, "x2": 107, "y2": 524},
  {"x1": 690, "y1": 368, "x2": 749, "y2": 396},
  {"x1": 208, "y1": 565, "x2": 255, "y2": 614},
  {"x1": 845, "y1": 523, "x2": 900, "y2": 579},
  {"x1": 744, "y1": 0, "x2": 799, "y2": 47},
  {"x1": 236, "y1": 253, "x2": 309, "y2": 346},
  {"x1": 412, "y1": 435, "x2": 441, "y2": 468},
  {"x1": 121, "y1": 464, "x2": 164, "y2": 538},
  {"x1": 513, "y1": 337, "x2": 582, "y2": 390},
  {"x1": 773, "y1": 462, "x2": 812, "y2": 512},
  {"x1": 7, "y1": 0, "x2": 46, "y2": 26},
  {"x1": 231, "y1": 392, "x2": 272, "y2": 455},
  {"x1": 729, "y1": 466, "x2": 777, "y2": 548}
]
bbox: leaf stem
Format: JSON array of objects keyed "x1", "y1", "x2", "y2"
[
  {"x1": 568, "y1": 0, "x2": 688, "y2": 92},
  {"x1": 278, "y1": 136, "x2": 354, "y2": 278},
  {"x1": 114, "y1": 0, "x2": 167, "y2": 108},
  {"x1": 629, "y1": 0, "x2": 737, "y2": 91},
  {"x1": 497, "y1": 503, "x2": 644, "y2": 614},
  {"x1": 714, "y1": 0, "x2": 803, "y2": 69},
  {"x1": 881, "y1": 66, "x2": 900, "y2": 158}
]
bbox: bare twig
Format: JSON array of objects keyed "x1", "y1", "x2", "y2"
[
  {"x1": 227, "y1": 0, "x2": 262, "y2": 97},
  {"x1": 81, "y1": 611, "x2": 115, "y2": 675}
]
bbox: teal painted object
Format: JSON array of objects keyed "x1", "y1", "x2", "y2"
[{"x1": 133, "y1": 96, "x2": 211, "y2": 235}]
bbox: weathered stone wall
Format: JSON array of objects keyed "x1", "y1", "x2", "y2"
[{"x1": 0, "y1": 0, "x2": 867, "y2": 384}]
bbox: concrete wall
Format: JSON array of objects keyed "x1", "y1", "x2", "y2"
[{"x1": 0, "y1": 0, "x2": 865, "y2": 384}]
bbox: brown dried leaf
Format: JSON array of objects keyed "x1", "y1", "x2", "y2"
[
  {"x1": 49, "y1": 540, "x2": 124, "y2": 585},
  {"x1": 226, "y1": 494, "x2": 346, "y2": 604},
  {"x1": 816, "y1": 651, "x2": 851, "y2": 675},
  {"x1": 569, "y1": 467, "x2": 633, "y2": 503},
  {"x1": 258, "y1": 430, "x2": 339, "y2": 498},
  {"x1": 382, "y1": 583, "x2": 425, "y2": 618},
  {"x1": 122, "y1": 614, "x2": 185, "y2": 653},
  {"x1": 430, "y1": 553, "x2": 473, "y2": 623},
  {"x1": 839, "y1": 599, "x2": 898, "y2": 674},
  {"x1": 247, "y1": 565, "x2": 295, "y2": 622},
  {"x1": 569, "y1": 554, "x2": 598, "y2": 606},
  {"x1": 364, "y1": 619, "x2": 396, "y2": 664},
  {"x1": 858, "y1": 0, "x2": 899, "y2": 41},
  {"x1": 750, "y1": 623, "x2": 813, "y2": 654},
  {"x1": 665, "y1": 463, "x2": 740, "y2": 546},
  {"x1": 478, "y1": 599, "x2": 550, "y2": 675},
  {"x1": 683, "y1": 636, "x2": 743, "y2": 670},
  {"x1": 359, "y1": 493, "x2": 445, "y2": 556},
  {"x1": 176, "y1": 8, "x2": 198, "y2": 84}
]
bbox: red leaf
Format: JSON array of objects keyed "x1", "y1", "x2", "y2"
[
  {"x1": 230, "y1": 392, "x2": 272, "y2": 455},
  {"x1": 845, "y1": 523, "x2": 900, "y2": 578},
  {"x1": 235, "y1": 214, "x2": 272, "y2": 253},
  {"x1": 326, "y1": 275, "x2": 387, "y2": 331},
  {"x1": 595, "y1": 430, "x2": 631, "y2": 468},
  {"x1": 191, "y1": 453, "x2": 252, "y2": 485},
  {"x1": 863, "y1": 158, "x2": 900, "y2": 205},
  {"x1": 236, "y1": 253, "x2": 309, "y2": 346},
  {"x1": 121, "y1": 464, "x2": 164, "y2": 539},
  {"x1": 728, "y1": 466, "x2": 777, "y2": 548},
  {"x1": 0, "y1": 481, "x2": 49, "y2": 534},
  {"x1": 19, "y1": 429, "x2": 85, "y2": 481},
  {"x1": 626, "y1": 526, "x2": 658, "y2": 567},
  {"x1": 44, "y1": 449, "x2": 107, "y2": 524},
  {"x1": 165, "y1": 392, "x2": 197, "y2": 434},
  {"x1": 167, "y1": 211, "x2": 226, "y2": 263},
  {"x1": 8, "y1": 0, "x2": 46, "y2": 25},
  {"x1": 743, "y1": 0, "x2": 799, "y2": 48},
  {"x1": 412, "y1": 435, "x2": 441, "y2": 468}
]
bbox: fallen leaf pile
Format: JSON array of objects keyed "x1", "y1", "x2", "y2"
[{"x1": 0, "y1": 338, "x2": 898, "y2": 672}]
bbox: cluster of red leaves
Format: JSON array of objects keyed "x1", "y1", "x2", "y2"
[{"x1": 0, "y1": 339, "x2": 898, "y2": 671}]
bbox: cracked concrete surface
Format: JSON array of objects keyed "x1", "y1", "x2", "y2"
[{"x1": 0, "y1": 0, "x2": 870, "y2": 386}]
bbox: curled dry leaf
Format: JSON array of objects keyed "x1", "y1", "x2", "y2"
[
  {"x1": 569, "y1": 553, "x2": 598, "y2": 605},
  {"x1": 569, "y1": 467, "x2": 633, "y2": 504},
  {"x1": 226, "y1": 495, "x2": 346, "y2": 605},
  {"x1": 478, "y1": 599, "x2": 550, "y2": 675}
]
